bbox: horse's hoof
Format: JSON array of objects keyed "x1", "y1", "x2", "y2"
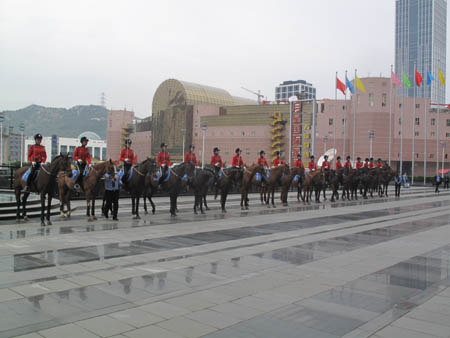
[
  {"x1": 41, "y1": 222, "x2": 46, "y2": 227},
  {"x1": 88, "y1": 216, "x2": 93, "y2": 222},
  {"x1": 16, "y1": 218, "x2": 20, "y2": 223},
  {"x1": 245, "y1": 207, "x2": 249, "y2": 210},
  {"x1": 201, "y1": 210, "x2": 205, "y2": 214},
  {"x1": 60, "y1": 212, "x2": 65, "y2": 217},
  {"x1": 93, "y1": 216, "x2": 98, "y2": 221},
  {"x1": 144, "y1": 210, "x2": 148, "y2": 215},
  {"x1": 170, "y1": 213, "x2": 177, "y2": 217},
  {"x1": 23, "y1": 216, "x2": 29, "y2": 222},
  {"x1": 194, "y1": 211, "x2": 198, "y2": 215},
  {"x1": 241, "y1": 207, "x2": 245, "y2": 210},
  {"x1": 273, "y1": 205, "x2": 277, "y2": 208},
  {"x1": 152, "y1": 210, "x2": 156, "y2": 215},
  {"x1": 133, "y1": 215, "x2": 141, "y2": 220},
  {"x1": 222, "y1": 209, "x2": 227, "y2": 213},
  {"x1": 47, "y1": 220, "x2": 52, "y2": 226},
  {"x1": 205, "y1": 207, "x2": 210, "y2": 211}
]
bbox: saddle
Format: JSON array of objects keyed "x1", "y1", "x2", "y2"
[
  {"x1": 119, "y1": 167, "x2": 133, "y2": 184},
  {"x1": 22, "y1": 169, "x2": 40, "y2": 183}
]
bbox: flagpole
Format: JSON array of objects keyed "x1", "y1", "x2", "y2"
[
  {"x1": 436, "y1": 106, "x2": 440, "y2": 173},
  {"x1": 389, "y1": 65, "x2": 393, "y2": 166},
  {"x1": 400, "y1": 94, "x2": 404, "y2": 176},
  {"x1": 343, "y1": 70, "x2": 347, "y2": 157},
  {"x1": 352, "y1": 69, "x2": 357, "y2": 162},
  {"x1": 334, "y1": 72, "x2": 337, "y2": 165},
  {"x1": 424, "y1": 95, "x2": 427, "y2": 185},
  {"x1": 412, "y1": 63, "x2": 416, "y2": 185}
]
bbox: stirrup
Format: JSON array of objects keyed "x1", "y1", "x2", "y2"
[{"x1": 74, "y1": 183, "x2": 81, "y2": 192}]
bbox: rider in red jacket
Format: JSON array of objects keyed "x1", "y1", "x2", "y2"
[
  {"x1": 321, "y1": 155, "x2": 331, "y2": 170},
  {"x1": 273, "y1": 151, "x2": 284, "y2": 167},
  {"x1": 231, "y1": 148, "x2": 245, "y2": 168},
  {"x1": 24, "y1": 133, "x2": 47, "y2": 192},
  {"x1": 184, "y1": 144, "x2": 198, "y2": 166},
  {"x1": 73, "y1": 136, "x2": 91, "y2": 190},
  {"x1": 157, "y1": 143, "x2": 171, "y2": 182},
  {"x1": 119, "y1": 139, "x2": 136, "y2": 181},
  {"x1": 257, "y1": 150, "x2": 270, "y2": 169},
  {"x1": 308, "y1": 155, "x2": 317, "y2": 171}
]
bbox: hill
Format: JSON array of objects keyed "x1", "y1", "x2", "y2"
[{"x1": 1, "y1": 104, "x2": 108, "y2": 139}]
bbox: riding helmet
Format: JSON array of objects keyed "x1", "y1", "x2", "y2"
[
  {"x1": 337, "y1": 156, "x2": 341, "y2": 160},
  {"x1": 213, "y1": 147, "x2": 220, "y2": 152},
  {"x1": 357, "y1": 157, "x2": 361, "y2": 160},
  {"x1": 346, "y1": 156, "x2": 351, "y2": 160},
  {"x1": 365, "y1": 158, "x2": 369, "y2": 161},
  {"x1": 310, "y1": 155, "x2": 315, "y2": 159},
  {"x1": 34, "y1": 133, "x2": 43, "y2": 140},
  {"x1": 160, "y1": 142, "x2": 167, "y2": 148},
  {"x1": 125, "y1": 139, "x2": 132, "y2": 145},
  {"x1": 235, "y1": 148, "x2": 241, "y2": 153},
  {"x1": 189, "y1": 144, "x2": 195, "y2": 149},
  {"x1": 275, "y1": 151, "x2": 280, "y2": 156},
  {"x1": 260, "y1": 150, "x2": 265, "y2": 156},
  {"x1": 80, "y1": 136, "x2": 89, "y2": 143},
  {"x1": 370, "y1": 157, "x2": 374, "y2": 161},
  {"x1": 324, "y1": 155, "x2": 328, "y2": 159},
  {"x1": 377, "y1": 158, "x2": 382, "y2": 161}
]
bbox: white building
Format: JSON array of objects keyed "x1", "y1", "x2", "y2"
[
  {"x1": 24, "y1": 131, "x2": 107, "y2": 163},
  {"x1": 275, "y1": 80, "x2": 316, "y2": 101}
]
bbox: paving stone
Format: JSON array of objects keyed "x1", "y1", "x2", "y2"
[
  {"x1": 76, "y1": 315, "x2": 135, "y2": 337},
  {"x1": 166, "y1": 293, "x2": 216, "y2": 311},
  {"x1": 0, "y1": 288, "x2": 23, "y2": 302},
  {"x1": 39, "y1": 323, "x2": 100, "y2": 338},
  {"x1": 185, "y1": 309, "x2": 242, "y2": 329},
  {"x1": 138, "y1": 301, "x2": 191, "y2": 319},
  {"x1": 392, "y1": 317, "x2": 450, "y2": 337},
  {"x1": 11, "y1": 283, "x2": 51, "y2": 297},
  {"x1": 157, "y1": 316, "x2": 217, "y2": 338},
  {"x1": 209, "y1": 302, "x2": 264, "y2": 320},
  {"x1": 65, "y1": 274, "x2": 105, "y2": 286},
  {"x1": 13, "y1": 334, "x2": 45, "y2": 338},
  {"x1": 124, "y1": 324, "x2": 185, "y2": 338},
  {"x1": 376, "y1": 325, "x2": 439, "y2": 338},
  {"x1": 407, "y1": 308, "x2": 450, "y2": 328},
  {"x1": 109, "y1": 307, "x2": 165, "y2": 328}
]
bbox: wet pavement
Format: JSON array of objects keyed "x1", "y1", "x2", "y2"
[{"x1": 0, "y1": 187, "x2": 450, "y2": 337}]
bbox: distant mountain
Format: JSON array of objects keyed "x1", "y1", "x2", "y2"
[{"x1": 1, "y1": 104, "x2": 108, "y2": 139}]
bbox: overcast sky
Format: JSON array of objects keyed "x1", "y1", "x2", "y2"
[{"x1": 1, "y1": 0, "x2": 448, "y2": 117}]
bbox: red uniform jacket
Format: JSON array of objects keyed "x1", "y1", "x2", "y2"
[
  {"x1": 119, "y1": 148, "x2": 136, "y2": 165},
  {"x1": 273, "y1": 158, "x2": 284, "y2": 167},
  {"x1": 210, "y1": 155, "x2": 223, "y2": 168},
  {"x1": 74, "y1": 146, "x2": 91, "y2": 164},
  {"x1": 356, "y1": 161, "x2": 363, "y2": 169},
  {"x1": 376, "y1": 163, "x2": 383, "y2": 168},
  {"x1": 157, "y1": 151, "x2": 171, "y2": 166},
  {"x1": 28, "y1": 144, "x2": 47, "y2": 163},
  {"x1": 363, "y1": 162, "x2": 369, "y2": 168},
  {"x1": 294, "y1": 160, "x2": 304, "y2": 168},
  {"x1": 369, "y1": 162, "x2": 374, "y2": 168},
  {"x1": 257, "y1": 157, "x2": 269, "y2": 168},
  {"x1": 321, "y1": 161, "x2": 330, "y2": 169},
  {"x1": 336, "y1": 161, "x2": 343, "y2": 169},
  {"x1": 184, "y1": 152, "x2": 198, "y2": 166},
  {"x1": 344, "y1": 160, "x2": 352, "y2": 169},
  {"x1": 231, "y1": 155, "x2": 244, "y2": 167},
  {"x1": 308, "y1": 161, "x2": 317, "y2": 171}
]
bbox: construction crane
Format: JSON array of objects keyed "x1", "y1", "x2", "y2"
[{"x1": 241, "y1": 87, "x2": 264, "y2": 104}]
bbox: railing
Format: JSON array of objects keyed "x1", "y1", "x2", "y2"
[{"x1": 0, "y1": 165, "x2": 20, "y2": 189}]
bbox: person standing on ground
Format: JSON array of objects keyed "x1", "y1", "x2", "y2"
[
  {"x1": 394, "y1": 174, "x2": 402, "y2": 198},
  {"x1": 435, "y1": 174, "x2": 442, "y2": 193},
  {"x1": 103, "y1": 171, "x2": 119, "y2": 220}
]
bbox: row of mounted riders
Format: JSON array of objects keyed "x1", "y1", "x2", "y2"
[{"x1": 13, "y1": 136, "x2": 395, "y2": 226}]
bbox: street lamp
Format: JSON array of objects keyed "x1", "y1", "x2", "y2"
[
  {"x1": 368, "y1": 130, "x2": 375, "y2": 159},
  {"x1": 322, "y1": 135, "x2": 328, "y2": 154},
  {"x1": 0, "y1": 113, "x2": 4, "y2": 166},
  {"x1": 440, "y1": 141, "x2": 446, "y2": 177},
  {"x1": 201, "y1": 124, "x2": 207, "y2": 169},
  {"x1": 19, "y1": 123, "x2": 25, "y2": 167},
  {"x1": 181, "y1": 128, "x2": 186, "y2": 157}
]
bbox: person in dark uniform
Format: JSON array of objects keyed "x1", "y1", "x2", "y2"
[
  {"x1": 394, "y1": 174, "x2": 402, "y2": 197},
  {"x1": 444, "y1": 175, "x2": 449, "y2": 189},
  {"x1": 435, "y1": 174, "x2": 442, "y2": 193},
  {"x1": 103, "y1": 171, "x2": 119, "y2": 220},
  {"x1": 24, "y1": 133, "x2": 47, "y2": 192}
]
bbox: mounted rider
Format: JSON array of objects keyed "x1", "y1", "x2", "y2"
[
  {"x1": 308, "y1": 155, "x2": 317, "y2": 171},
  {"x1": 363, "y1": 158, "x2": 370, "y2": 168},
  {"x1": 257, "y1": 150, "x2": 270, "y2": 169},
  {"x1": 369, "y1": 157, "x2": 375, "y2": 168},
  {"x1": 24, "y1": 133, "x2": 47, "y2": 192},
  {"x1": 184, "y1": 144, "x2": 198, "y2": 167},
  {"x1": 231, "y1": 148, "x2": 245, "y2": 168},
  {"x1": 355, "y1": 157, "x2": 363, "y2": 169},
  {"x1": 335, "y1": 156, "x2": 343, "y2": 169},
  {"x1": 376, "y1": 158, "x2": 383, "y2": 168},
  {"x1": 73, "y1": 136, "x2": 91, "y2": 191},
  {"x1": 321, "y1": 155, "x2": 331, "y2": 170},
  {"x1": 157, "y1": 142, "x2": 171, "y2": 183},
  {"x1": 273, "y1": 151, "x2": 284, "y2": 167},
  {"x1": 344, "y1": 156, "x2": 352, "y2": 169},
  {"x1": 294, "y1": 153, "x2": 304, "y2": 168},
  {"x1": 210, "y1": 147, "x2": 223, "y2": 170},
  {"x1": 119, "y1": 139, "x2": 136, "y2": 182}
]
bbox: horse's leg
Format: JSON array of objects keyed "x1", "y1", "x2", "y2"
[
  {"x1": 92, "y1": 197, "x2": 97, "y2": 220},
  {"x1": 15, "y1": 188, "x2": 21, "y2": 222},
  {"x1": 200, "y1": 194, "x2": 205, "y2": 214},
  {"x1": 47, "y1": 193, "x2": 53, "y2": 226},
  {"x1": 131, "y1": 196, "x2": 136, "y2": 215},
  {"x1": 150, "y1": 195, "x2": 156, "y2": 214},
  {"x1": 204, "y1": 194, "x2": 209, "y2": 210},
  {"x1": 170, "y1": 194, "x2": 176, "y2": 216},
  {"x1": 271, "y1": 187, "x2": 276, "y2": 207},
  {"x1": 40, "y1": 192, "x2": 46, "y2": 226},
  {"x1": 134, "y1": 194, "x2": 140, "y2": 219},
  {"x1": 194, "y1": 194, "x2": 198, "y2": 214},
  {"x1": 87, "y1": 196, "x2": 93, "y2": 221}
]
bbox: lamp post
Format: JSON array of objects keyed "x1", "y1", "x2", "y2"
[
  {"x1": 19, "y1": 123, "x2": 25, "y2": 167},
  {"x1": 322, "y1": 136, "x2": 328, "y2": 154},
  {"x1": 0, "y1": 113, "x2": 4, "y2": 166},
  {"x1": 441, "y1": 141, "x2": 446, "y2": 178},
  {"x1": 181, "y1": 128, "x2": 186, "y2": 158},
  {"x1": 201, "y1": 124, "x2": 207, "y2": 169},
  {"x1": 368, "y1": 130, "x2": 375, "y2": 159}
]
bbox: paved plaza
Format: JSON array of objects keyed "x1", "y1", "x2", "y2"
[{"x1": 0, "y1": 187, "x2": 450, "y2": 337}]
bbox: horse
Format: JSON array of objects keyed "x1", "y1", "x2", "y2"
[
  {"x1": 302, "y1": 170, "x2": 326, "y2": 203},
  {"x1": 329, "y1": 169, "x2": 343, "y2": 202},
  {"x1": 14, "y1": 154, "x2": 72, "y2": 226},
  {"x1": 82, "y1": 160, "x2": 116, "y2": 221},
  {"x1": 377, "y1": 163, "x2": 396, "y2": 197},
  {"x1": 123, "y1": 158, "x2": 157, "y2": 219},
  {"x1": 148, "y1": 162, "x2": 195, "y2": 216},
  {"x1": 190, "y1": 165, "x2": 216, "y2": 214},
  {"x1": 264, "y1": 165, "x2": 290, "y2": 208},
  {"x1": 280, "y1": 166, "x2": 305, "y2": 206},
  {"x1": 57, "y1": 169, "x2": 76, "y2": 218},
  {"x1": 215, "y1": 166, "x2": 243, "y2": 213},
  {"x1": 240, "y1": 163, "x2": 266, "y2": 210}
]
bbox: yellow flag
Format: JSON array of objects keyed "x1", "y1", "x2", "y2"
[
  {"x1": 438, "y1": 68, "x2": 445, "y2": 86},
  {"x1": 355, "y1": 76, "x2": 366, "y2": 93}
]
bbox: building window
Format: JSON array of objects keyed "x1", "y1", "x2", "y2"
[
  {"x1": 282, "y1": 87, "x2": 286, "y2": 92},
  {"x1": 69, "y1": 146, "x2": 75, "y2": 155},
  {"x1": 94, "y1": 147, "x2": 100, "y2": 159},
  {"x1": 329, "y1": 118, "x2": 333, "y2": 126},
  {"x1": 399, "y1": 103, "x2": 402, "y2": 108},
  {"x1": 399, "y1": 118, "x2": 402, "y2": 125},
  {"x1": 245, "y1": 148, "x2": 250, "y2": 155},
  {"x1": 102, "y1": 148, "x2": 106, "y2": 160},
  {"x1": 382, "y1": 94, "x2": 387, "y2": 107},
  {"x1": 446, "y1": 154, "x2": 449, "y2": 159},
  {"x1": 416, "y1": 103, "x2": 420, "y2": 108},
  {"x1": 320, "y1": 103, "x2": 325, "y2": 112},
  {"x1": 446, "y1": 133, "x2": 450, "y2": 138},
  {"x1": 368, "y1": 94, "x2": 374, "y2": 107},
  {"x1": 415, "y1": 132, "x2": 419, "y2": 136},
  {"x1": 415, "y1": 118, "x2": 420, "y2": 125},
  {"x1": 430, "y1": 153, "x2": 434, "y2": 159},
  {"x1": 431, "y1": 132, "x2": 435, "y2": 137},
  {"x1": 342, "y1": 118, "x2": 345, "y2": 125},
  {"x1": 431, "y1": 118, "x2": 436, "y2": 125},
  {"x1": 60, "y1": 145, "x2": 68, "y2": 154},
  {"x1": 251, "y1": 131, "x2": 256, "y2": 136},
  {"x1": 447, "y1": 119, "x2": 450, "y2": 126},
  {"x1": 242, "y1": 132, "x2": 245, "y2": 136},
  {"x1": 416, "y1": 153, "x2": 419, "y2": 158}
]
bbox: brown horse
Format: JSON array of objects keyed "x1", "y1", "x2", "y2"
[
  {"x1": 57, "y1": 170, "x2": 76, "y2": 218},
  {"x1": 302, "y1": 169, "x2": 326, "y2": 203},
  {"x1": 215, "y1": 166, "x2": 243, "y2": 213},
  {"x1": 148, "y1": 162, "x2": 195, "y2": 216},
  {"x1": 280, "y1": 166, "x2": 305, "y2": 206},
  {"x1": 14, "y1": 154, "x2": 72, "y2": 226},
  {"x1": 82, "y1": 160, "x2": 116, "y2": 221},
  {"x1": 264, "y1": 165, "x2": 291, "y2": 208},
  {"x1": 240, "y1": 163, "x2": 265, "y2": 210}
]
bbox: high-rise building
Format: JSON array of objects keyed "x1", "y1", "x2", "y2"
[
  {"x1": 275, "y1": 80, "x2": 316, "y2": 101},
  {"x1": 395, "y1": 0, "x2": 447, "y2": 103}
]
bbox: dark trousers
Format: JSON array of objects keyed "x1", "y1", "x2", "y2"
[
  {"x1": 104, "y1": 190, "x2": 119, "y2": 218},
  {"x1": 26, "y1": 162, "x2": 40, "y2": 187},
  {"x1": 76, "y1": 162, "x2": 87, "y2": 185},
  {"x1": 444, "y1": 181, "x2": 449, "y2": 189},
  {"x1": 435, "y1": 182, "x2": 441, "y2": 193},
  {"x1": 394, "y1": 183, "x2": 401, "y2": 197}
]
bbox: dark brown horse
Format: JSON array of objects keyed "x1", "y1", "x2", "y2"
[
  {"x1": 264, "y1": 165, "x2": 291, "y2": 208},
  {"x1": 14, "y1": 154, "x2": 72, "y2": 226},
  {"x1": 215, "y1": 166, "x2": 243, "y2": 213},
  {"x1": 302, "y1": 170, "x2": 326, "y2": 203},
  {"x1": 148, "y1": 162, "x2": 195, "y2": 216},
  {"x1": 190, "y1": 165, "x2": 216, "y2": 214},
  {"x1": 280, "y1": 166, "x2": 305, "y2": 206},
  {"x1": 125, "y1": 158, "x2": 157, "y2": 219},
  {"x1": 82, "y1": 160, "x2": 116, "y2": 221},
  {"x1": 240, "y1": 163, "x2": 265, "y2": 210}
]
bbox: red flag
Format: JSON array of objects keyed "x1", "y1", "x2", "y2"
[
  {"x1": 336, "y1": 77, "x2": 346, "y2": 95},
  {"x1": 415, "y1": 69, "x2": 423, "y2": 87}
]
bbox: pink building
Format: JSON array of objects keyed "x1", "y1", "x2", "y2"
[
  {"x1": 107, "y1": 109, "x2": 135, "y2": 161},
  {"x1": 129, "y1": 118, "x2": 152, "y2": 161}
]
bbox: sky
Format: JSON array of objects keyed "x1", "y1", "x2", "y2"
[{"x1": 0, "y1": 0, "x2": 448, "y2": 118}]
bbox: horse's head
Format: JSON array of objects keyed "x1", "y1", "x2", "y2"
[
  {"x1": 105, "y1": 159, "x2": 117, "y2": 177},
  {"x1": 141, "y1": 157, "x2": 158, "y2": 175},
  {"x1": 51, "y1": 153, "x2": 72, "y2": 175}
]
